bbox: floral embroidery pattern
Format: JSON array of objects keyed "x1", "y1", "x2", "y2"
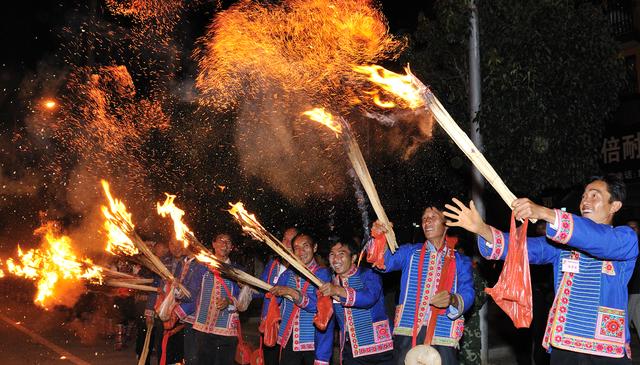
[
  {"x1": 596, "y1": 307, "x2": 625, "y2": 343},
  {"x1": 601, "y1": 261, "x2": 616, "y2": 276},
  {"x1": 550, "y1": 210, "x2": 573, "y2": 244},
  {"x1": 489, "y1": 227, "x2": 505, "y2": 260}
]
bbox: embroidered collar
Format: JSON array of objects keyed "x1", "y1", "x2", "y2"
[
  {"x1": 307, "y1": 259, "x2": 319, "y2": 272},
  {"x1": 339, "y1": 264, "x2": 358, "y2": 279}
]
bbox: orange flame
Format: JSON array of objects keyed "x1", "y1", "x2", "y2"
[
  {"x1": 227, "y1": 202, "x2": 265, "y2": 240},
  {"x1": 4, "y1": 223, "x2": 103, "y2": 308},
  {"x1": 353, "y1": 64, "x2": 426, "y2": 109},
  {"x1": 195, "y1": 0, "x2": 405, "y2": 111},
  {"x1": 302, "y1": 108, "x2": 343, "y2": 137},
  {"x1": 194, "y1": 252, "x2": 220, "y2": 269},
  {"x1": 157, "y1": 193, "x2": 194, "y2": 248},
  {"x1": 101, "y1": 180, "x2": 139, "y2": 256}
]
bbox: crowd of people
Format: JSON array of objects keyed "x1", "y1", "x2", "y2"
[{"x1": 130, "y1": 174, "x2": 638, "y2": 365}]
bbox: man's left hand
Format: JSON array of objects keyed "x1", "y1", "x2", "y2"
[{"x1": 430, "y1": 290, "x2": 452, "y2": 309}]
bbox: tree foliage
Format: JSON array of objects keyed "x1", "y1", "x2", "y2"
[{"x1": 405, "y1": 0, "x2": 626, "y2": 196}]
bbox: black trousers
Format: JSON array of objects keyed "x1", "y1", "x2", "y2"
[
  {"x1": 342, "y1": 338, "x2": 393, "y2": 365},
  {"x1": 280, "y1": 338, "x2": 315, "y2": 365},
  {"x1": 392, "y1": 328, "x2": 458, "y2": 365},
  {"x1": 550, "y1": 348, "x2": 631, "y2": 365},
  {"x1": 195, "y1": 331, "x2": 237, "y2": 365},
  {"x1": 183, "y1": 323, "x2": 197, "y2": 365},
  {"x1": 262, "y1": 338, "x2": 280, "y2": 365}
]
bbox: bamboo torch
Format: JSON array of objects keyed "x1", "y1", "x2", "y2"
[
  {"x1": 227, "y1": 202, "x2": 324, "y2": 287},
  {"x1": 157, "y1": 194, "x2": 273, "y2": 292},
  {"x1": 353, "y1": 65, "x2": 529, "y2": 219},
  {"x1": 302, "y1": 108, "x2": 398, "y2": 252},
  {"x1": 101, "y1": 180, "x2": 191, "y2": 297}
]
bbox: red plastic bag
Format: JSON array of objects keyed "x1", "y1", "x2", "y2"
[
  {"x1": 485, "y1": 213, "x2": 532, "y2": 328},
  {"x1": 313, "y1": 292, "x2": 334, "y2": 331},
  {"x1": 235, "y1": 318, "x2": 254, "y2": 365},
  {"x1": 366, "y1": 227, "x2": 387, "y2": 270},
  {"x1": 261, "y1": 293, "x2": 281, "y2": 347}
]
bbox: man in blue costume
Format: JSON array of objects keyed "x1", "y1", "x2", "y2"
[
  {"x1": 367, "y1": 207, "x2": 475, "y2": 365},
  {"x1": 256, "y1": 227, "x2": 298, "y2": 365},
  {"x1": 191, "y1": 233, "x2": 242, "y2": 365},
  {"x1": 320, "y1": 238, "x2": 393, "y2": 365},
  {"x1": 269, "y1": 231, "x2": 334, "y2": 365},
  {"x1": 444, "y1": 174, "x2": 638, "y2": 364}
]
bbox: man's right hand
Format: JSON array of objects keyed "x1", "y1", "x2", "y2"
[
  {"x1": 371, "y1": 220, "x2": 389, "y2": 238},
  {"x1": 269, "y1": 286, "x2": 300, "y2": 303},
  {"x1": 444, "y1": 198, "x2": 492, "y2": 241}
]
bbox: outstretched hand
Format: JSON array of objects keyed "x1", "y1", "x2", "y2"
[{"x1": 443, "y1": 198, "x2": 491, "y2": 237}]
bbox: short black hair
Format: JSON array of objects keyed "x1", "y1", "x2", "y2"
[
  {"x1": 589, "y1": 174, "x2": 627, "y2": 203},
  {"x1": 291, "y1": 229, "x2": 316, "y2": 245},
  {"x1": 328, "y1": 237, "x2": 360, "y2": 257}
]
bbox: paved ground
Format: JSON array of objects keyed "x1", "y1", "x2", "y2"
[{"x1": 1, "y1": 288, "x2": 639, "y2": 364}]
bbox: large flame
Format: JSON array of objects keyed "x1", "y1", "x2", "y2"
[
  {"x1": 353, "y1": 64, "x2": 427, "y2": 109},
  {"x1": 157, "y1": 193, "x2": 194, "y2": 248},
  {"x1": 227, "y1": 202, "x2": 266, "y2": 242},
  {"x1": 195, "y1": 0, "x2": 405, "y2": 111},
  {"x1": 4, "y1": 223, "x2": 103, "y2": 308},
  {"x1": 302, "y1": 108, "x2": 343, "y2": 137},
  {"x1": 101, "y1": 180, "x2": 139, "y2": 256}
]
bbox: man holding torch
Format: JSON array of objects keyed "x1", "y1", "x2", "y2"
[
  {"x1": 269, "y1": 231, "x2": 334, "y2": 365},
  {"x1": 319, "y1": 238, "x2": 394, "y2": 365},
  {"x1": 444, "y1": 175, "x2": 638, "y2": 364},
  {"x1": 191, "y1": 233, "x2": 243, "y2": 365},
  {"x1": 367, "y1": 207, "x2": 474, "y2": 365},
  {"x1": 256, "y1": 227, "x2": 298, "y2": 365},
  {"x1": 170, "y1": 238, "x2": 208, "y2": 365}
]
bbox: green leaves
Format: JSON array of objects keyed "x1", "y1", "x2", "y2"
[{"x1": 404, "y1": 0, "x2": 625, "y2": 196}]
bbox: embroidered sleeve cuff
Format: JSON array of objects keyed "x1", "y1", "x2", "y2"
[
  {"x1": 447, "y1": 294, "x2": 464, "y2": 320},
  {"x1": 546, "y1": 209, "x2": 574, "y2": 244},
  {"x1": 296, "y1": 292, "x2": 310, "y2": 308},
  {"x1": 488, "y1": 226, "x2": 505, "y2": 260},
  {"x1": 341, "y1": 287, "x2": 356, "y2": 307},
  {"x1": 174, "y1": 305, "x2": 187, "y2": 320}
]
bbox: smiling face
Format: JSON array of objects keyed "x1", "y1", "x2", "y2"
[
  {"x1": 579, "y1": 180, "x2": 621, "y2": 225},
  {"x1": 329, "y1": 243, "x2": 355, "y2": 277},
  {"x1": 292, "y1": 234, "x2": 317, "y2": 266},
  {"x1": 422, "y1": 207, "x2": 447, "y2": 244},
  {"x1": 212, "y1": 234, "x2": 233, "y2": 261}
]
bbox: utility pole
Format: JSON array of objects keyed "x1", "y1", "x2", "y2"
[{"x1": 468, "y1": 1, "x2": 488, "y2": 364}]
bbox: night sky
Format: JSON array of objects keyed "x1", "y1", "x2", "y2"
[{"x1": 0, "y1": 0, "x2": 447, "y2": 257}]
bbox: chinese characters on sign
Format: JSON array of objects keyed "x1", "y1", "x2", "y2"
[{"x1": 601, "y1": 131, "x2": 640, "y2": 181}]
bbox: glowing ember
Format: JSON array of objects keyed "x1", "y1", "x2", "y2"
[
  {"x1": 101, "y1": 180, "x2": 139, "y2": 256},
  {"x1": 4, "y1": 223, "x2": 103, "y2": 308},
  {"x1": 157, "y1": 193, "x2": 194, "y2": 248},
  {"x1": 353, "y1": 64, "x2": 427, "y2": 109},
  {"x1": 43, "y1": 99, "x2": 57, "y2": 110},
  {"x1": 302, "y1": 108, "x2": 343, "y2": 137},
  {"x1": 195, "y1": 0, "x2": 405, "y2": 111}
]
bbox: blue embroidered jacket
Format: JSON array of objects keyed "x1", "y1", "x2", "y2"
[
  {"x1": 192, "y1": 265, "x2": 241, "y2": 336},
  {"x1": 275, "y1": 260, "x2": 334, "y2": 365},
  {"x1": 173, "y1": 257, "x2": 208, "y2": 325},
  {"x1": 332, "y1": 266, "x2": 393, "y2": 359},
  {"x1": 379, "y1": 241, "x2": 474, "y2": 347},
  {"x1": 257, "y1": 258, "x2": 286, "y2": 321},
  {"x1": 145, "y1": 255, "x2": 178, "y2": 318},
  {"x1": 478, "y1": 209, "x2": 638, "y2": 358}
]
